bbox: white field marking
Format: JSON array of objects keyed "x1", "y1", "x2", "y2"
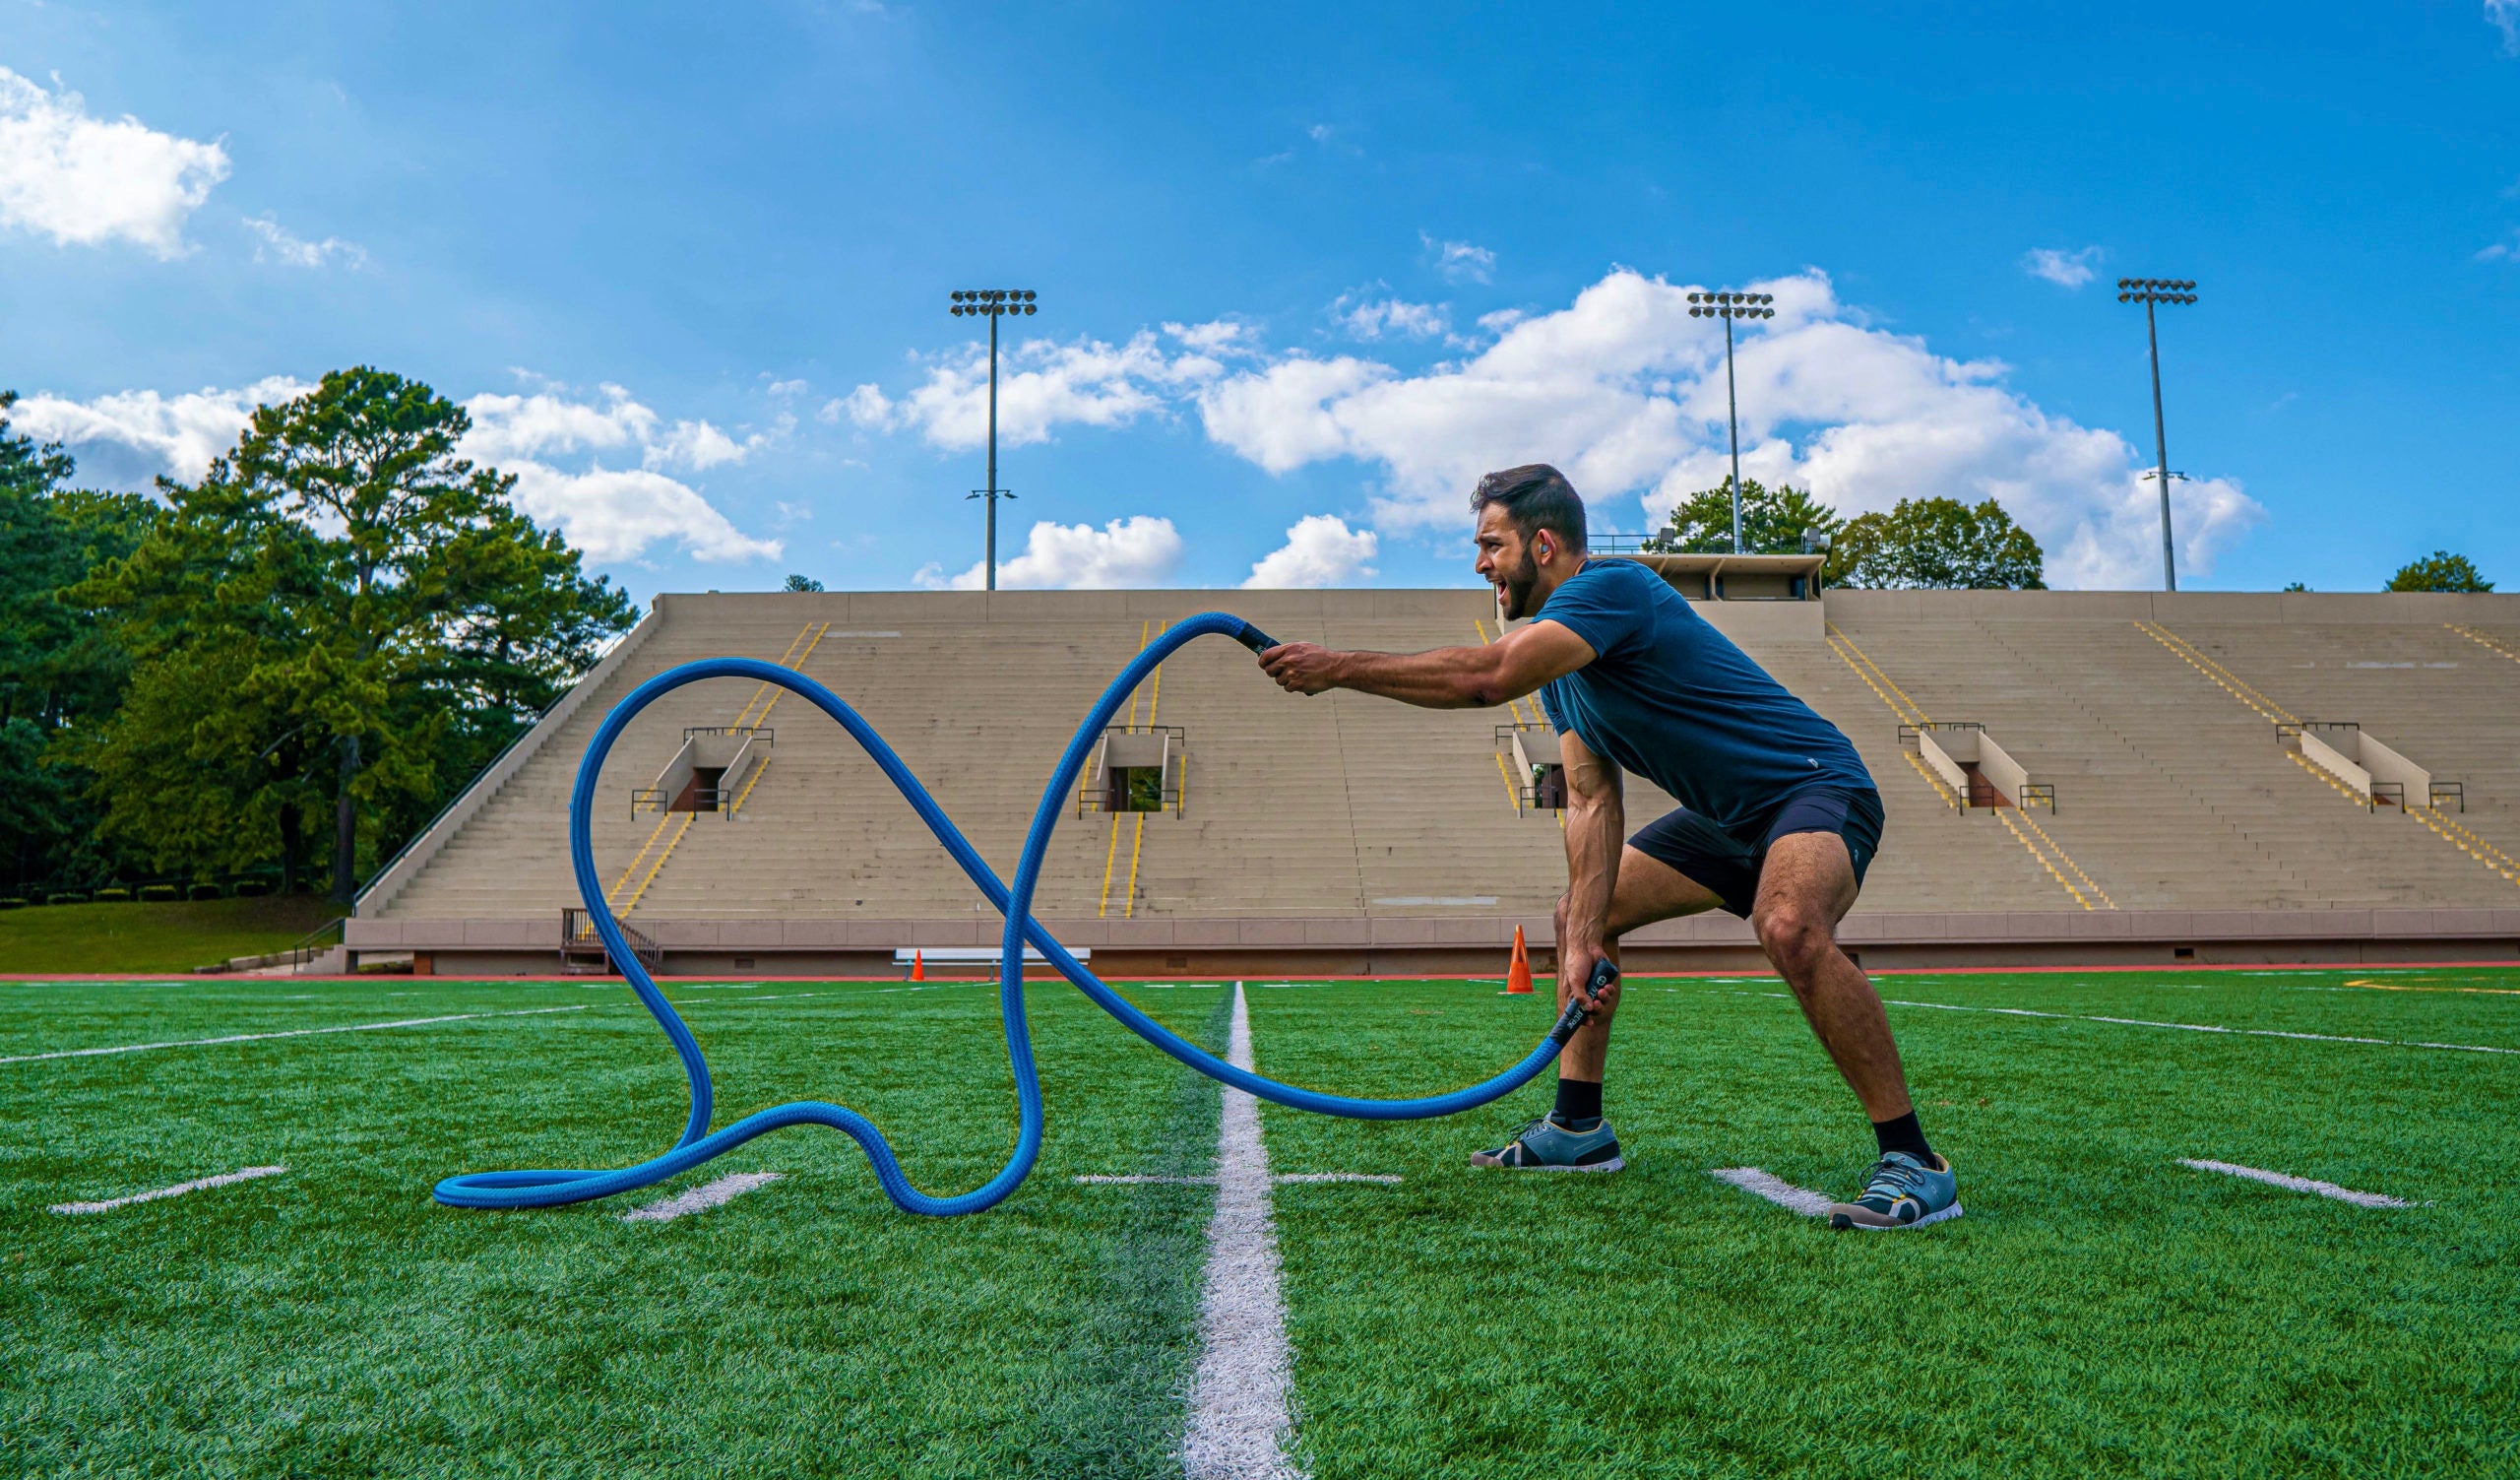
[
  {"x1": 662, "y1": 993, "x2": 822, "y2": 1005},
  {"x1": 1073, "y1": 1173, "x2": 1401, "y2": 1187},
  {"x1": 621, "y1": 1172, "x2": 784, "y2": 1223},
  {"x1": 49, "y1": 1164, "x2": 287, "y2": 1216},
  {"x1": 1873, "y1": 997, "x2": 2520, "y2": 1058},
  {"x1": 1182, "y1": 983, "x2": 1305, "y2": 1480},
  {"x1": 0, "y1": 1005, "x2": 588, "y2": 1065},
  {"x1": 2178, "y1": 1159, "x2": 2415, "y2": 1209},
  {"x1": 1708, "y1": 1167, "x2": 1834, "y2": 1218}
]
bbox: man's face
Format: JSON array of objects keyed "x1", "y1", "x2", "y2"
[{"x1": 1473, "y1": 505, "x2": 1544, "y2": 620}]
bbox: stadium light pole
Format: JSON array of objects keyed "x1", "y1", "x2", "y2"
[
  {"x1": 1687, "y1": 290, "x2": 1776, "y2": 552},
  {"x1": 2117, "y1": 277, "x2": 2197, "y2": 593},
  {"x1": 948, "y1": 289, "x2": 1040, "y2": 591}
]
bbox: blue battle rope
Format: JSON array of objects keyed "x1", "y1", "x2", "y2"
[{"x1": 433, "y1": 611, "x2": 1603, "y2": 1216}]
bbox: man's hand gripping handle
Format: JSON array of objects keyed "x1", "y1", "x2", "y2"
[{"x1": 1547, "y1": 958, "x2": 1619, "y2": 1045}]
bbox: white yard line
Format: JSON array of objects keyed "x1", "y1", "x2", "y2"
[
  {"x1": 0, "y1": 1005, "x2": 588, "y2": 1065},
  {"x1": 49, "y1": 1164, "x2": 287, "y2": 1215},
  {"x1": 621, "y1": 1171, "x2": 784, "y2": 1223},
  {"x1": 1272, "y1": 1173, "x2": 1400, "y2": 1185},
  {"x1": 2177, "y1": 1159, "x2": 2416, "y2": 1208},
  {"x1": 1707, "y1": 1167, "x2": 1834, "y2": 1218},
  {"x1": 1182, "y1": 983, "x2": 1306, "y2": 1480}
]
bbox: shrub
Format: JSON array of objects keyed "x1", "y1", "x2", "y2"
[
  {"x1": 48, "y1": 892, "x2": 90, "y2": 905},
  {"x1": 186, "y1": 882, "x2": 224, "y2": 902},
  {"x1": 230, "y1": 878, "x2": 273, "y2": 899},
  {"x1": 0, "y1": 898, "x2": 25, "y2": 911},
  {"x1": 139, "y1": 884, "x2": 181, "y2": 903},
  {"x1": 95, "y1": 887, "x2": 134, "y2": 903}
]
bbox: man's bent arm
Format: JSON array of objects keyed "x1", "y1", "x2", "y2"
[
  {"x1": 1260, "y1": 619, "x2": 1595, "y2": 708},
  {"x1": 1557, "y1": 727, "x2": 1624, "y2": 988}
]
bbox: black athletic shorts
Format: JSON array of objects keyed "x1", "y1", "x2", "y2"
[{"x1": 1626, "y1": 786, "x2": 1884, "y2": 919}]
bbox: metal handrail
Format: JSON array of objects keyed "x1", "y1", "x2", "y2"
[
  {"x1": 2429, "y1": 781, "x2": 2467, "y2": 814},
  {"x1": 2018, "y1": 783, "x2": 2057, "y2": 813}
]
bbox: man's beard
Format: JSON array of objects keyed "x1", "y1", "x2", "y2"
[{"x1": 1497, "y1": 549, "x2": 1541, "y2": 620}]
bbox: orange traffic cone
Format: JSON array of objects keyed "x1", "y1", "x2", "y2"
[
  {"x1": 1505, "y1": 926, "x2": 1534, "y2": 995},
  {"x1": 912, "y1": 949, "x2": 925, "y2": 982}
]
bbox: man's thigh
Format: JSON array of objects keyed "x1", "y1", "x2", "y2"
[
  {"x1": 1748, "y1": 830, "x2": 1860, "y2": 932},
  {"x1": 1607, "y1": 845, "x2": 1729, "y2": 935}
]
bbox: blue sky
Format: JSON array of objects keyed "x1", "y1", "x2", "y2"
[{"x1": 3, "y1": 1, "x2": 2516, "y2": 604}]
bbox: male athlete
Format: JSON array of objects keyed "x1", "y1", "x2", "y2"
[{"x1": 1256, "y1": 464, "x2": 1959, "y2": 1229}]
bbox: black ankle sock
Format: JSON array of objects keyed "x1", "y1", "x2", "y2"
[
  {"x1": 1552, "y1": 1077, "x2": 1604, "y2": 1128},
  {"x1": 1871, "y1": 1110, "x2": 1932, "y2": 1162}
]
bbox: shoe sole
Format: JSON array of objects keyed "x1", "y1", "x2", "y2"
[
  {"x1": 1468, "y1": 1154, "x2": 1626, "y2": 1173},
  {"x1": 1828, "y1": 1200, "x2": 1964, "y2": 1231}
]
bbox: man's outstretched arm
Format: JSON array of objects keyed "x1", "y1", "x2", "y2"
[{"x1": 1258, "y1": 619, "x2": 1596, "y2": 709}]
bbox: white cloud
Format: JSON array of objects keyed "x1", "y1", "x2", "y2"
[
  {"x1": 14, "y1": 373, "x2": 780, "y2": 563},
  {"x1": 5, "y1": 376, "x2": 311, "y2": 484},
  {"x1": 1477, "y1": 308, "x2": 1528, "y2": 334},
  {"x1": 916, "y1": 515, "x2": 1183, "y2": 590},
  {"x1": 0, "y1": 67, "x2": 229, "y2": 258},
  {"x1": 829, "y1": 383, "x2": 891, "y2": 426},
  {"x1": 1243, "y1": 514, "x2": 1378, "y2": 588},
  {"x1": 2022, "y1": 245, "x2": 2103, "y2": 290},
  {"x1": 1193, "y1": 267, "x2": 2263, "y2": 589},
  {"x1": 462, "y1": 381, "x2": 775, "y2": 473},
  {"x1": 500, "y1": 464, "x2": 779, "y2": 563},
  {"x1": 1164, "y1": 319, "x2": 1254, "y2": 354},
  {"x1": 856, "y1": 331, "x2": 1217, "y2": 451},
  {"x1": 2478, "y1": 229, "x2": 2519, "y2": 262},
  {"x1": 765, "y1": 377, "x2": 809, "y2": 398},
  {"x1": 1331, "y1": 292, "x2": 1448, "y2": 341},
  {"x1": 241, "y1": 213, "x2": 364, "y2": 269},
  {"x1": 2490, "y1": 0, "x2": 2519, "y2": 54},
  {"x1": 1423, "y1": 232, "x2": 1496, "y2": 285}
]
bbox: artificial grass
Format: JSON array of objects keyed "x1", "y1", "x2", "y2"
[
  {"x1": 0, "y1": 895, "x2": 341, "y2": 975},
  {"x1": 3, "y1": 969, "x2": 2514, "y2": 1477},
  {"x1": 3, "y1": 976, "x2": 1229, "y2": 1477},
  {"x1": 1255, "y1": 968, "x2": 2520, "y2": 1478}
]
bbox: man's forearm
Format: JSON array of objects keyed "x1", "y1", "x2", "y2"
[
  {"x1": 1325, "y1": 646, "x2": 1510, "y2": 709},
  {"x1": 1559, "y1": 791, "x2": 1623, "y2": 957}
]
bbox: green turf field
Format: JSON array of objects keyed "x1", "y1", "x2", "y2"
[{"x1": 5, "y1": 968, "x2": 2515, "y2": 1477}]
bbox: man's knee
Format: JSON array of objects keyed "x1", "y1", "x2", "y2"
[{"x1": 1754, "y1": 903, "x2": 1835, "y2": 978}]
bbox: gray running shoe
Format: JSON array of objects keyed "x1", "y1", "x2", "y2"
[
  {"x1": 1469, "y1": 1115, "x2": 1625, "y2": 1172},
  {"x1": 1827, "y1": 1151, "x2": 1963, "y2": 1230}
]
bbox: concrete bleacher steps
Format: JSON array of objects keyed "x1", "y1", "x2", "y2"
[{"x1": 348, "y1": 587, "x2": 2520, "y2": 975}]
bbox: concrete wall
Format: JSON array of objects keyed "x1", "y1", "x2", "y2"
[{"x1": 1976, "y1": 732, "x2": 2032, "y2": 805}]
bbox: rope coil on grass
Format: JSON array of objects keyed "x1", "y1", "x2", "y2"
[{"x1": 434, "y1": 612, "x2": 1589, "y2": 1216}]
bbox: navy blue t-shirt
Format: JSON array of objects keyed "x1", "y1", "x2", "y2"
[{"x1": 1534, "y1": 559, "x2": 1872, "y2": 834}]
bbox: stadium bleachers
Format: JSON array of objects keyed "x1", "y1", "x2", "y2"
[{"x1": 348, "y1": 585, "x2": 2520, "y2": 974}]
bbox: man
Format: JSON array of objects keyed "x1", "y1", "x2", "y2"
[{"x1": 1257, "y1": 464, "x2": 1959, "y2": 1230}]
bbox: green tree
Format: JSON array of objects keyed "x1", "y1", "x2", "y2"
[
  {"x1": 1830, "y1": 496, "x2": 2046, "y2": 590},
  {"x1": 0, "y1": 392, "x2": 151, "y2": 894},
  {"x1": 81, "y1": 368, "x2": 636, "y2": 903},
  {"x1": 784, "y1": 573, "x2": 824, "y2": 592},
  {"x1": 2384, "y1": 551, "x2": 2490, "y2": 593},
  {"x1": 1643, "y1": 477, "x2": 1845, "y2": 557}
]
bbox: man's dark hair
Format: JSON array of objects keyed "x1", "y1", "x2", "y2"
[{"x1": 1470, "y1": 464, "x2": 1587, "y2": 552}]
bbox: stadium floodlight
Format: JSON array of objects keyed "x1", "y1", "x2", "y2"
[
  {"x1": 2117, "y1": 277, "x2": 2199, "y2": 592},
  {"x1": 1686, "y1": 290, "x2": 1776, "y2": 553},
  {"x1": 947, "y1": 289, "x2": 1042, "y2": 590}
]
